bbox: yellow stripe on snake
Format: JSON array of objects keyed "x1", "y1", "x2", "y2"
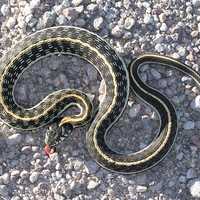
[{"x1": 0, "y1": 26, "x2": 199, "y2": 173}]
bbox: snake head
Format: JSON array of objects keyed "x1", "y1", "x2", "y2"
[{"x1": 44, "y1": 122, "x2": 73, "y2": 157}]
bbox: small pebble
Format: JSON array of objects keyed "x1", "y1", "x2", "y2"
[
  {"x1": 151, "y1": 68, "x2": 161, "y2": 79},
  {"x1": 186, "y1": 168, "x2": 197, "y2": 179},
  {"x1": 0, "y1": 184, "x2": 8, "y2": 197},
  {"x1": 7, "y1": 133, "x2": 22, "y2": 146},
  {"x1": 93, "y1": 17, "x2": 104, "y2": 30},
  {"x1": 0, "y1": 173, "x2": 9, "y2": 184},
  {"x1": 1, "y1": 4, "x2": 10, "y2": 16},
  {"x1": 191, "y1": 95, "x2": 200, "y2": 109},
  {"x1": 179, "y1": 175, "x2": 186, "y2": 183},
  {"x1": 183, "y1": 121, "x2": 195, "y2": 130},
  {"x1": 144, "y1": 14, "x2": 153, "y2": 24},
  {"x1": 87, "y1": 178, "x2": 100, "y2": 190},
  {"x1": 136, "y1": 185, "x2": 147, "y2": 193},
  {"x1": 29, "y1": 172, "x2": 39, "y2": 183},
  {"x1": 72, "y1": 0, "x2": 83, "y2": 6},
  {"x1": 190, "y1": 180, "x2": 200, "y2": 198},
  {"x1": 155, "y1": 43, "x2": 165, "y2": 52},
  {"x1": 192, "y1": 0, "x2": 200, "y2": 7},
  {"x1": 124, "y1": 16, "x2": 135, "y2": 30},
  {"x1": 160, "y1": 23, "x2": 168, "y2": 32},
  {"x1": 129, "y1": 104, "x2": 141, "y2": 118},
  {"x1": 111, "y1": 25, "x2": 123, "y2": 37}
]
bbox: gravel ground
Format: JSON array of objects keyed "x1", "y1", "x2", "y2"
[{"x1": 0, "y1": 0, "x2": 200, "y2": 199}]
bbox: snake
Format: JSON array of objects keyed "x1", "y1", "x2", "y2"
[{"x1": 0, "y1": 26, "x2": 199, "y2": 173}]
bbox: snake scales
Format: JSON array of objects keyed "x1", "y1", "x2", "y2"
[{"x1": 0, "y1": 26, "x2": 199, "y2": 173}]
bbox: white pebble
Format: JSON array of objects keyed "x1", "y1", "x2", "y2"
[
  {"x1": 129, "y1": 104, "x2": 141, "y2": 118},
  {"x1": 136, "y1": 185, "x2": 147, "y2": 193},
  {"x1": 111, "y1": 25, "x2": 123, "y2": 37},
  {"x1": 20, "y1": 170, "x2": 29, "y2": 179},
  {"x1": 1, "y1": 4, "x2": 10, "y2": 16},
  {"x1": 177, "y1": 46, "x2": 186, "y2": 57},
  {"x1": 159, "y1": 13, "x2": 166, "y2": 22},
  {"x1": 144, "y1": 14, "x2": 153, "y2": 24},
  {"x1": 191, "y1": 95, "x2": 200, "y2": 109},
  {"x1": 160, "y1": 23, "x2": 168, "y2": 32},
  {"x1": 6, "y1": 17, "x2": 16, "y2": 29},
  {"x1": 29, "y1": 172, "x2": 39, "y2": 183},
  {"x1": 7, "y1": 134, "x2": 22, "y2": 146},
  {"x1": 124, "y1": 16, "x2": 135, "y2": 30},
  {"x1": 183, "y1": 121, "x2": 195, "y2": 130},
  {"x1": 155, "y1": 43, "x2": 165, "y2": 52},
  {"x1": 72, "y1": 0, "x2": 82, "y2": 6},
  {"x1": 87, "y1": 178, "x2": 100, "y2": 190},
  {"x1": 1, "y1": 173, "x2": 9, "y2": 184},
  {"x1": 190, "y1": 180, "x2": 200, "y2": 198},
  {"x1": 93, "y1": 17, "x2": 104, "y2": 30},
  {"x1": 30, "y1": 0, "x2": 40, "y2": 9}
]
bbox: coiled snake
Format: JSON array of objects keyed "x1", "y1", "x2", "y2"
[{"x1": 0, "y1": 26, "x2": 199, "y2": 173}]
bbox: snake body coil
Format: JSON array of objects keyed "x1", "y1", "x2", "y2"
[{"x1": 0, "y1": 26, "x2": 199, "y2": 173}]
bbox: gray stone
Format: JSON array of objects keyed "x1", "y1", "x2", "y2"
[
  {"x1": 7, "y1": 134, "x2": 22, "y2": 146},
  {"x1": 129, "y1": 104, "x2": 141, "y2": 118},
  {"x1": 151, "y1": 68, "x2": 161, "y2": 79},
  {"x1": 25, "y1": 135, "x2": 34, "y2": 144},
  {"x1": 179, "y1": 175, "x2": 186, "y2": 183},
  {"x1": 186, "y1": 168, "x2": 197, "y2": 179},
  {"x1": 93, "y1": 17, "x2": 104, "y2": 30},
  {"x1": 85, "y1": 161, "x2": 100, "y2": 173},
  {"x1": 183, "y1": 121, "x2": 195, "y2": 130},
  {"x1": 62, "y1": 7, "x2": 79, "y2": 21},
  {"x1": 158, "y1": 79, "x2": 167, "y2": 88},
  {"x1": 39, "y1": 11, "x2": 56, "y2": 28},
  {"x1": 144, "y1": 14, "x2": 154, "y2": 24},
  {"x1": 57, "y1": 15, "x2": 67, "y2": 25},
  {"x1": 177, "y1": 152, "x2": 184, "y2": 160},
  {"x1": 190, "y1": 180, "x2": 200, "y2": 197},
  {"x1": 0, "y1": 184, "x2": 8, "y2": 197},
  {"x1": 0, "y1": 165, "x2": 3, "y2": 176}
]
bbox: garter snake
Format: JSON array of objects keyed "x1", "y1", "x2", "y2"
[{"x1": 0, "y1": 26, "x2": 198, "y2": 173}]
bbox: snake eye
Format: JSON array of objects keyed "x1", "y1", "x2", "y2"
[{"x1": 61, "y1": 123, "x2": 74, "y2": 137}]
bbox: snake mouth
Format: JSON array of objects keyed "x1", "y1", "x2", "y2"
[{"x1": 44, "y1": 144, "x2": 56, "y2": 157}]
